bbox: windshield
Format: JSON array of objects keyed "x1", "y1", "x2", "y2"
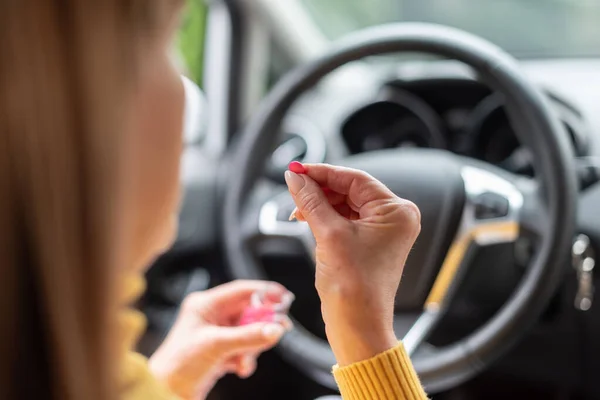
[{"x1": 300, "y1": 0, "x2": 600, "y2": 59}]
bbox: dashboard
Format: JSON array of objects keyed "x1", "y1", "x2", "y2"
[
  {"x1": 341, "y1": 80, "x2": 587, "y2": 177},
  {"x1": 267, "y1": 59, "x2": 599, "y2": 181}
]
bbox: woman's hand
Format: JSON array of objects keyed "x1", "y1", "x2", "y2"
[
  {"x1": 148, "y1": 280, "x2": 293, "y2": 400},
  {"x1": 285, "y1": 164, "x2": 421, "y2": 366}
]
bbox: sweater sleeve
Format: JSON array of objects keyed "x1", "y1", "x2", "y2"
[{"x1": 332, "y1": 342, "x2": 428, "y2": 400}]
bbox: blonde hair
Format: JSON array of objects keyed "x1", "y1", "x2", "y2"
[{"x1": 0, "y1": 1, "x2": 180, "y2": 399}]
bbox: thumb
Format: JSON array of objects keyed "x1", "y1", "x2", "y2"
[
  {"x1": 284, "y1": 171, "x2": 342, "y2": 232},
  {"x1": 209, "y1": 323, "x2": 286, "y2": 356}
]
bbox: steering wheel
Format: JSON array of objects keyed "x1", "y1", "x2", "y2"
[{"x1": 222, "y1": 23, "x2": 577, "y2": 392}]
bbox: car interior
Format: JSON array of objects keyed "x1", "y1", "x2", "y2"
[{"x1": 137, "y1": 0, "x2": 600, "y2": 398}]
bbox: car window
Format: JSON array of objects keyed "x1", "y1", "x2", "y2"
[
  {"x1": 177, "y1": 0, "x2": 207, "y2": 86},
  {"x1": 300, "y1": 0, "x2": 600, "y2": 59}
]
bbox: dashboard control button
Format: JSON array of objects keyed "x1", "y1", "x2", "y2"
[{"x1": 474, "y1": 192, "x2": 509, "y2": 219}]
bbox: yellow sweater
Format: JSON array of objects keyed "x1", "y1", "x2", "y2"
[{"x1": 119, "y1": 274, "x2": 428, "y2": 400}]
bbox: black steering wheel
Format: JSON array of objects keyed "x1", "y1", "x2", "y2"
[{"x1": 222, "y1": 23, "x2": 577, "y2": 392}]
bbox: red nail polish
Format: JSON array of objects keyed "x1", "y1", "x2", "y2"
[
  {"x1": 288, "y1": 162, "x2": 331, "y2": 194},
  {"x1": 288, "y1": 161, "x2": 307, "y2": 174}
]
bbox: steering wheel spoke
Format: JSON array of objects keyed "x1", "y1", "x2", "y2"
[
  {"x1": 401, "y1": 165, "x2": 523, "y2": 354},
  {"x1": 401, "y1": 310, "x2": 440, "y2": 356},
  {"x1": 247, "y1": 190, "x2": 316, "y2": 259}
]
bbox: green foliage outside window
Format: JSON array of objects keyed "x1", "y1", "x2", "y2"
[{"x1": 177, "y1": 0, "x2": 207, "y2": 86}]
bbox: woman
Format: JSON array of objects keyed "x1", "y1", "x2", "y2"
[{"x1": 0, "y1": 1, "x2": 427, "y2": 399}]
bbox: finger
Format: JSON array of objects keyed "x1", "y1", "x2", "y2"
[
  {"x1": 234, "y1": 355, "x2": 258, "y2": 379},
  {"x1": 291, "y1": 190, "x2": 345, "y2": 221},
  {"x1": 289, "y1": 207, "x2": 302, "y2": 221},
  {"x1": 202, "y1": 280, "x2": 289, "y2": 315},
  {"x1": 222, "y1": 359, "x2": 239, "y2": 374},
  {"x1": 326, "y1": 190, "x2": 347, "y2": 205},
  {"x1": 273, "y1": 313, "x2": 294, "y2": 330},
  {"x1": 284, "y1": 171, "x2": 347, "y2": 235},
  {"x1": 210, "y1": 323, "x2": 286, "y2": 355},
  {"x1": 334, "y1": 203, "x2": 359, "y2": 220},
  {"x1": 302, "y1": 164, "x2": 397, "y2": 212}
]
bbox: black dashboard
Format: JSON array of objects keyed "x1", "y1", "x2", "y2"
[
  {"x1": 340, "y1": 79, "x2": 588, "y2": 177},
  {"x1": 269, "y1": 61, "x2": 595, "y2": 182}
]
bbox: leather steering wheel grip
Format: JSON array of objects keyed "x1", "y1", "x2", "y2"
[{"x1": 222, "y1": 23, "x2": 577, "y2": 392}]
